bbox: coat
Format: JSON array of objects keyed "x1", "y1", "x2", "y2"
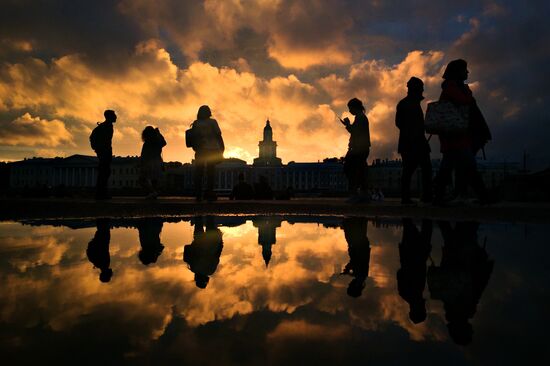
[{"x1": 395, "y1": 95, "x2": 430, "y2": 156}]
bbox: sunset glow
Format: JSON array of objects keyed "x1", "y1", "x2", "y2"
[{"x1": 1, "y1": 1, "x2": 547, "y2": 166}]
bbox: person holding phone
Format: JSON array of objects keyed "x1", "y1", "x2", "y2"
[{"x1": 340, "y1": 98, "x2": 371, "y2": 203}]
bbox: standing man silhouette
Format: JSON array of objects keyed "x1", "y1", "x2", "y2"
[
  {"x1": 396, "y1": 77, "x2": 432, "y2": 204},
  {"x1": 90, "y1": 110, "x2": 117, "y2": 200}
]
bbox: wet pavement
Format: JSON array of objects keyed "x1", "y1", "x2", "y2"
[{"x1": 1, "y1": 215, "x2": 548, "y2": 365}]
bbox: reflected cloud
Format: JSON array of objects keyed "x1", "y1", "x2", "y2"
[{"x1": 0, "y1": 216, "x2": 544, "y2": 364}]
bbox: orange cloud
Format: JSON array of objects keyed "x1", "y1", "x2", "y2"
[{"x1": 0, "y1": 113, "x2": 73, "y2": 147}]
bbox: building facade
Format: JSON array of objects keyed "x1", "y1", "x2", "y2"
[{"x1": 5, "y1": 123, "x2": 521, "y2": 197}]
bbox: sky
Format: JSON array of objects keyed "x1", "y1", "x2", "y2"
[{"x1": 0, "y1": 0, "x2": 548, "y2": 168}]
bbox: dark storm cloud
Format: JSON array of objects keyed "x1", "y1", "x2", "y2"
[
  {"x1": 448, "y1": 0, "x2": 550, "y2": 166},
  {"x1": 0, "y1": 0, "x2": 548, "y2": 166},
  {"x1": 0, "y1": 0, "x2": 146, "y2": 74}
]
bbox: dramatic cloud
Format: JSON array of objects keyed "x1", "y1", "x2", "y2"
[
  {"x1": 0, "y1": 0, "x2": 548, "y2": 167},
  {"x1": 0, "y1": 113, "x2": 73, "y2": 147},
  {"x1": 319, "y1": 51, "x2": 445, "y2": 159}
]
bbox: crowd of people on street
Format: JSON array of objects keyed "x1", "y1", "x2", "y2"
[{"x1": 90, "y1": 58, "x2": 493, "y2": 206}]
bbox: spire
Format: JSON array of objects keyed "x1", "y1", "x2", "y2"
[{"x1": 263, "y1": 119, "x2": 273, "y2": 142}]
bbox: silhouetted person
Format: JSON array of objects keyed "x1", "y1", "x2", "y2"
[
  {"x1": 86, "y1": 218, "x2": 113, "y2": 283},
  {"x1": 254, "y1": 175, "x2": 274, "y2": 200},
  {"x1": 397, "y1": 218, "x2": 432, "y2": 324},
  {"x1": 230, "y1": 173, "x2": 254, "y2": 200},
  {"x1": 189, "y1": 105, "x2": 225, "y2": 202},
  {"x1": 341, "y1": 217, "x2": 371, "y2": 297},
  {"x1": 340, "y1": 98, "x2": 371, "y2": 203},
  {"x1": 183, "y1": 216, "x2": 224, "y2": 289},
  {"x1": 137, "y1": 218, "x2": 165, "y2": 265},
  {"x1": 428, "y1": 221, "x2": 494, "y2": 345},
  {"x1": 433, "y1": 60, "x2": 492, "y2": 205},
  {"x1": 90, "y1": 109, "x2": 116, "y2": 200},
  {"x1": 140, "y1": 126, "x2": 167, "y2": 199},
  {"x1": 396, "y1": 77, "x2": 433, "y2": 204}
]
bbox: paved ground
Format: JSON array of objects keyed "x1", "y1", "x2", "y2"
[{"x1": 1, "y1": 197, "x2": 548, "y2": 223}]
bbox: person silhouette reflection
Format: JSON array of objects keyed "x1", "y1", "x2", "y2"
[
  {"x1": 86, "y1": 218, "x2": 113, "y2": 283},
  {"x1": 137, "y1": 218, "x2": 164, "y2": 265},
  {"x1": 397, "y1": 218, "x2": 432, "y2": 324},
  {"x1": 341, "y1": 217, "x2": 371, "y2": 298},
  {"x1": 428, "y1": 221, "x2": 494, "y2": 345},
  {"x1": 183, "y1": 216, "x2": 224, "y2": 289}
]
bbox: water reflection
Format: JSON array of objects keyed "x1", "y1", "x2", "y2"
[
  {"x1": 254, "y1": 217, "x2": 282, "y2": 267},
  {"x1": 184, "y1": 216, "x2": 224, "y2": 289},
  {"x1": 0, "y1": 216, "x2": 546, "y2": 365},
  {"x1": 137, "y1": 218, "x2": 164, "y2": 265},
  {"x1": 397, "y1": 218, "x2": 432, "y2": 324},
  {"x1": 428, "y1": 221, "x2": 494, "y2": 346},
  {"x1": 86, "y1": 218, "x2": 113, "y2": 283},
  {"x1": 341, "y1": 217, "x2": 371, "y2": 298}
]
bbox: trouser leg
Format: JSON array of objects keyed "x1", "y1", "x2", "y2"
[
  {"x1": 194, "y1": 161, "x2": 204, "y2": 198},
  {"x1": 359, "y1": 152, "x2": 368, "y2": 192},
  {"x1": 420, "y1": 154, "x2": 433, "y2": 202},
  {"x1": 96, "y1": 152, "x2": 112, "y2": 197},
  {"x1": 344, "y1": 152, "x2": 357, "y2": 192},
  {"x1": 401, "y1": 155, "x2": 416, "y2": 201},
  {"x1": 466, "y1": 153, "x2": 488, "y2": 199},
  {"x1": 434, "y1": 152, "x2": 454, "y2": 202},
  {"x1": 206, "y1": 162, "x2": 216, "y2": 194}
]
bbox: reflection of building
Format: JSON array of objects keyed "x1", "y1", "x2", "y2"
[{"x1": 253, "y1": 217, "x2": 282, "y2": 267}]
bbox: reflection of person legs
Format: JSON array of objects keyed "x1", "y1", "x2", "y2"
[
  {"x1": 96, "y1": 152, "x2": 112, "y2": 199},
  {"x1": 193, "y1": 216, "x2": 204, "y2": 236},
  {"x1": 205, "y1": 216, "x2": 216, "y2": 231}
]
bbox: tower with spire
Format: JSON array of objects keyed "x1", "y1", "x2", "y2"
[
  {"x1": 253, "y1": 119, "x2": 282, "y2": 166},
  {"x1": 253, "y1": 217, "x2": 282, "y2": 267}
]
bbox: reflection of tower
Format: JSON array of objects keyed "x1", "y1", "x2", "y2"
[
  {"x1": 253, "y1": 217, "x2": 282, "y2": 267},
  {"x1": 253, "y1": 120, "x2": 282, "y2": 166}
]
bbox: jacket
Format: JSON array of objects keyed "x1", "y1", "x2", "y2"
[{"x1": 396, "y1": 95, "x2": 430, "y2": 155}]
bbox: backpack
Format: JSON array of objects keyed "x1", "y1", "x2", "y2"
[
  {"x1": 185, "y1": 122, "x2": 198, "y2": 149},
  {"x1": 90, "y1": 122, "x2": 102, "y2": 151}
]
